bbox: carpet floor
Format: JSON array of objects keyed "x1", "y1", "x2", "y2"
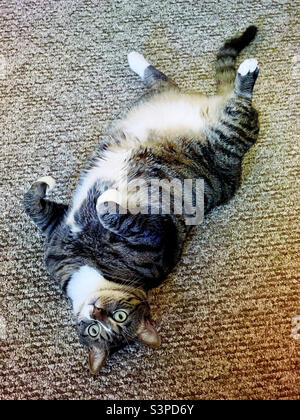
[{"x1": 0, "y1": 0, "x2": 299, "y2": 400}]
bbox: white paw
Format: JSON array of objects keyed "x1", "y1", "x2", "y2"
[
  {"x1": 238, "y1": 58, "x2": 258, "y2": 76},
  {"x1": 128, "y1": 51, "x2": 150, "y2": 78},
  {"x1": 37, "y1": 176, "x2": 56, "y2": 192},
  {"x1": 97, "y1": 188, "x2": 122, "y2": 206}
]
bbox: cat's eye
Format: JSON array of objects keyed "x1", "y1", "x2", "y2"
[
  {"x1": 112, "y1": 310, "x2": 128, "y2": 323},
  {"x1": 88, "y1": 323, "x2": 100, "y2": 338}
]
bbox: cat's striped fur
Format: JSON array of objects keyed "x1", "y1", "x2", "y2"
[{"x1": 24, "y1": 26, "x2": 260, "y2": 374}]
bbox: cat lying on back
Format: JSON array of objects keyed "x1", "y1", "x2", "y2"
[{"x1": 24, "y1": 26, "x2": 260, "y2": 374}]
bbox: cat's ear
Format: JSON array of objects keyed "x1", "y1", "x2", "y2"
[
  {"x1": 88, "y1": 346, "x2": 107, "y2": 374},
  {"x1": 137, "y1": 320, "x2": 161, "y2": 348}
]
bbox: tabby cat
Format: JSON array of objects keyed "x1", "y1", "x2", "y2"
[{"x1": 24, "y1": 26, "x2": 260, "y2": 374}]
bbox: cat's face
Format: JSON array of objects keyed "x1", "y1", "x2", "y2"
[
  {"x1": 75, "y1": 287, "x2": 161, "y2": 374},
  {"x1": 42, "y1": 200, "x2": 165, "y2": 374}
]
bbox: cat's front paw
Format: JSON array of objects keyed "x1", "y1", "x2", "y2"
[{"x1": 36, "y1": 176, "x2": 56, "y2": 193}]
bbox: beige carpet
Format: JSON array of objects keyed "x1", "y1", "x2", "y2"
[{"x1": 0, "y1": 0, "x2": 299, "y2": 400}]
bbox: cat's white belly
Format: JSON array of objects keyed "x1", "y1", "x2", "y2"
[
  {"x1": 120, "y1": 91, "x2": 221, "y2": 143},
  {"x1": 66, "y1": 92, "x2": 225, "y2": 232}
]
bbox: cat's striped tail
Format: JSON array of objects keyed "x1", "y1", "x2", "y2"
[{"x1": 216, "y1": 25, "x2": 257, "y2": 94}]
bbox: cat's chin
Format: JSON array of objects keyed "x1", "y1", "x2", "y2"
[
  {"x1": 74, "y1": 291, "x2": 101, "y2": 317},
  {"x1": 76, "y1": 301, "x2": 94, "y2": 322},
  {"x1": 76, "y1": 293, "x2": 103, "y2": 321},
  {"x1": 86, "y1": 294, "x2": 101, "y2": 307}
]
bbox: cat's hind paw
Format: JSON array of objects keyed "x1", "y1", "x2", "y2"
[
  {"x1": 128, "y1": 51, "x2": 150, "y2": 79},
  {"x1": 238, "y1": 58, "x2": 259, "y2": 77},
  {"x1": 235, "y1": 58, "x2": 259, "y2": 99}
]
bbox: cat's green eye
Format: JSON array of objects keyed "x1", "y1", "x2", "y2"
[
  {"x1": 88, "y1": 323, "x2": 100, "y2": 338},
  {"x1": 112, "y1": 310, "x2": 128, "y2": 323}
]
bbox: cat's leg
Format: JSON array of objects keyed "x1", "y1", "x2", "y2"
[
  {"x1": 234, "y1": 58, "x2": 259, "y2": 100},
  {"x1": 128, "y1": 52, "x2": 178, "y2": 91},
  {"x1": 216, "y1": 25, "x2": 257, "y2": 94},
  {"x1": 24, "y1": 176, "x2": 68, "y2": 237},
  {"x1": 194, "y1": 59, "x2": 259, "y2": 211},
  {"x1": 213, "y1": 57, "x2": 260, "y2": 151}
]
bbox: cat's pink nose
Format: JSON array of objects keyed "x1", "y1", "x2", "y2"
[{"x1": 92, "y1": 306, "x2": 105, "y2": 321}]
